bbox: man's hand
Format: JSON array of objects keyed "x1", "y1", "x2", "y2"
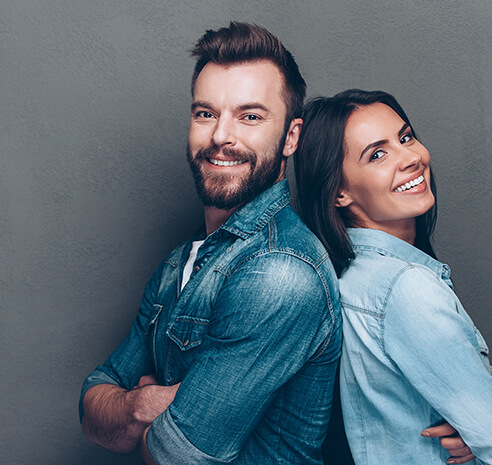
[
  {"x1": 421, "y1": 423, "x2": 476, "y2": 464},
  {"x1": 130, "y1": 375, "x2": 180, "y2": 426},
  {"x1": 135, "y1": 375, "x2": 174, "y2": 465},
  {"x1": 81, "y1": 376, "x2": 180, "y2": 454},
  {"x1": 136, "y1": 374, "x2": 160, "y2": 387}
]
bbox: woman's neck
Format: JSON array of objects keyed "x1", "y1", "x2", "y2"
[{"x1": 353, "y1": 218, "x2": 416, "y2": 245}]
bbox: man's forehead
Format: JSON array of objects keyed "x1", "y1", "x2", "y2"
[{"x1": 192, "y1": 60, "x2": 286, "y2": 109}]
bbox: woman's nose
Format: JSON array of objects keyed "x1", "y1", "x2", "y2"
[{"x1": 399, "y1": 146, "x2": 422, "y2": 170}]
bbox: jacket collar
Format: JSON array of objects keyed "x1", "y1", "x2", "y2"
[
  {"x1": 216, "y1": 179, "x2": 291, "y2": 240},
  {"x1": 348, "y1": 228, "x2": 451, "y2": 281}
]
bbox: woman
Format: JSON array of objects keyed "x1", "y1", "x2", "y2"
[{"x1": 294, "y1": 90, "x2": 492, "y2": 465}]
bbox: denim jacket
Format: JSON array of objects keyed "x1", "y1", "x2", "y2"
[
  {"x1": 80, "y1": 180, "x2": 342, "y2": 464},
  {"x1": 339, "y1": 228, "x2": 492, "y2": 465}
]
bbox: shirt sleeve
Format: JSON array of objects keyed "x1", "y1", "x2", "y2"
[
  {"x1": 146, "y1": 252, "x2": 339, "y2": 464},
  {"x1": 383, "y1": 266, "x2": 492, "y2": 464}
]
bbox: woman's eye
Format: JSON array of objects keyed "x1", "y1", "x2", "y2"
[
  {"x1": 400, "y1": 134, "x2": 412, "y2": 144},
  {"x1": 370, "y1": 150, "x2": 385, "y2": 161}
]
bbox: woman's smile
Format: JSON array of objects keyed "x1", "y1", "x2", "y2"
[
  {"x1": 394, "y1": 174, "x2": 425, "y2": 192},
  {"x1": 337, "y1": 103, "x2": 435, "y2": 242}
]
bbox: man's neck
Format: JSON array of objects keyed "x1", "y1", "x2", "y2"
[
  {"x1": 203, "y1": 178, "x2": 285, "y2": 236},
  {"x1": 204, "y1": 206, "x2": 238, "y2": 236}
]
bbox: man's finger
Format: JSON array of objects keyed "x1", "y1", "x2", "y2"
[
  {"x1": 447, "y1": 446, "x2": 472, "y2": 456},
  {"x1": 441, "y1": 436, "x2": 467, "y2": 450},
  {"x1": 137, "y1": 374, "x2": 159, "y2": 387},
  {"x1": 447, "y1": 453, "x2": 476, "y2": 464},
  {"x1": 421, "y1": 423, "x2": 457, "y2": 438}
]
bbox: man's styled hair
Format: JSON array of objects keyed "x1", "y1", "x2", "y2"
[{"x1": 190, "y1": 21, "x2": 306, "y2": 123}]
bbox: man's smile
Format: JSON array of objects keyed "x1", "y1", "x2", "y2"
[{"x1": 207, "y1": 158, "x2": 248, "y2": 167}]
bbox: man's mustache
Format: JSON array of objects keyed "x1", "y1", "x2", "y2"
[{"x1": 195, "y1": 146, "x2": 256, "y2": 163}]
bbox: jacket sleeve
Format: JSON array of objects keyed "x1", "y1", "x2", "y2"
[
  {"x1": 384, "y1": 265, "x2": 492, "y2": 464},
  {"x1": 78, "y1": 261, "x2": 167, "y2": 421},
  {"x1": 146, "y1": 252, "x2": 340, "y2": 464}
]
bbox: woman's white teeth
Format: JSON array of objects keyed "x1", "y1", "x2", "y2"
[
  {"x1": 395, "y1": 175, "x2": 424, "y2": 192},
  {"x1": 209, "y1": 158, "x2": 246, "y2": 166}
]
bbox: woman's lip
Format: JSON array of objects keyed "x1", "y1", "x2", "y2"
[{"x1": 394, "y1": 174, "x2": 425, "y2": 192}]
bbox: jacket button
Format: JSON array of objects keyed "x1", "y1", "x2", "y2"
[
  {"x1": 194, "y1": 265, "x2": 200, "y2": 273},
  {"x1": 183, "y1": 339, "x2": 189, "y2": 347}
]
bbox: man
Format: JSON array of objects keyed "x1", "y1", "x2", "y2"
[{"x1": 80, "y1": 22, "x2": 341, "y2": 464}]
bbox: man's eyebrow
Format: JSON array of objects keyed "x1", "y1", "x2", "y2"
[
  {"x1": 190, "y1": 101, "x2": 271, "y2": 113},
  {"x1": 237, "y1": 103, "x2": 270, "y2": 113},
  {"x1": 191, "y1": 101, "x2": 212, "y2": 112}
]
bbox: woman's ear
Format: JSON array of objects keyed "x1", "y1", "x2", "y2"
[{"x1": 335, "y1": 190, "x2": 353, "y2": 208}]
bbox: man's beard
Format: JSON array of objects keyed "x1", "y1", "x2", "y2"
[{"x1": 187, "y1": 137, "x2": 285, "y2": 211}]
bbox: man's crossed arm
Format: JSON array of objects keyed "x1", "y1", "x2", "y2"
[
  {"x1": 82, "y1": 374, "x2": 476, "y2": 465},
  {"x1": 81, "y1": 375, "x2": 179, "y2": 456}
]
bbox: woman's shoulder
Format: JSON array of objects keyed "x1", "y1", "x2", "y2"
[
  {"x1": 340, "y1": 249, "x2": 445, "y2": 315},
  {"x1": 345, "y1": 229, "x2": 445, "y2": 286},
  {"x1": 340, "y1": 229, "x2": 453, "y2": 313}
]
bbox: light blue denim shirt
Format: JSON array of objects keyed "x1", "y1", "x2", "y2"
[
  {"x1": 80, "y1": 180, "x2": 342, "y2": 464},
  {"x1": 339, "y1": 228, "x2": 492, "y2": 465}
]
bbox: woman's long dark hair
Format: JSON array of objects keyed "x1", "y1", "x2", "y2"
[{"x1": 294, "y1": 89, "x2": 437, "y2": 276}]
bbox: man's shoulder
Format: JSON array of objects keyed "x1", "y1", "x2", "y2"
[
  {"x1": 269, "y1": 203, "x2": 329, "y2": 258},
  {"x1": 235, "y1": 203, "x2": 338, "y2": 292}
]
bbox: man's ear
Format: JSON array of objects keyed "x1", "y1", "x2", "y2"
[
  {"x1": 335, "y1": 190, "x2": 353, "y2": 208},
  {"x1": 282, "y1": 118, "x2": 303, "y2": 157}
]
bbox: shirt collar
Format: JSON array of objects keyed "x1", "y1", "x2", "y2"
[
  {"x1": 217, "y1": 179, "x2": 291, "y2": 240},
  {"x1": 347, "y1": 228, "x2": 451, "y2": 281}
]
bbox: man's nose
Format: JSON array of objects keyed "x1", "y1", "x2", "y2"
[{"x1": 212, "y1": 117, "x2": 237, "y2": 147}]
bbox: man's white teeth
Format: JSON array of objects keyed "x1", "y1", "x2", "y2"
[
  {"x1": 395, "y1": 175, "x2": 425, "y2": 192},
  {"x1": 209, "y1": 158, "x2": 246, "y2": 166}
]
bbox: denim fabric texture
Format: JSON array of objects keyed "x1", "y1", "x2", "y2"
[
  {"x1": 339, "y1": 228, "x2": 492, "y2": 465},
  {"x1": 80, "y1": 180, "x2": 342, "y2": 464}
]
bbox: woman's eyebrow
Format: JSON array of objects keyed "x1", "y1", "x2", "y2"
[
  {"x1": 398, "y1": 123, "x2": 410, "y2": 138},
  {"x1": 359, "y1": 123, "x2": 411, "y2": 160},
  {"x1": 360, "y1": 139, "x2": 387, "y2": 160}
]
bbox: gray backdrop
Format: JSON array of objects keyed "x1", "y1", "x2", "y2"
[{"x1": 1, "y1": 1, "x2": 490, "y2": 463}]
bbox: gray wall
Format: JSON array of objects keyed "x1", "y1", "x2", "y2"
[{"x1": 1, "y1": 1, "x2": 490, "y2": 463}]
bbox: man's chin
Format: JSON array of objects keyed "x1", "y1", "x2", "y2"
[
  {"x1": 199, "y1": 189, "x2": 246, "y2": 211},
  {"x1": 191, "y1": 153, "x2": 283, "y2": 210}
]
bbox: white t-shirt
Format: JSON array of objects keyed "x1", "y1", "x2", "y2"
[{"x1": 181, "y1": 240, "x2": 205, "y2": 291}]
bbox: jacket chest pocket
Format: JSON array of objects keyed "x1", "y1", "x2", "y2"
[
  {"x1": 165, "y1": 316, "x2": 210, "y2": 384},
  {"x1": 141, "y1": 304, "x2": 165, "y2": 375}
]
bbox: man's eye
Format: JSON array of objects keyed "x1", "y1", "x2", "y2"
[
  {"x1": 244, "y1": 114, "x2": 261, "y2": 121},
  {"x1": 370, "y1": 150, "x2": 385, "y2": 161},
  {"x1": 196, "y1": 111, "x2": 213, "y2": 118}
]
